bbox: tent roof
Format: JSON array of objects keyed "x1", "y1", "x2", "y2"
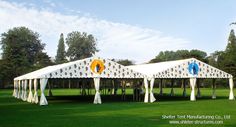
[
  {"x1": 127, "y1": 58, "x2": 232, "y2": 79},
  {"x1": 14, "y1": 57, "x2": 144, "y2": 80},
  {"x1": 14, "y1": 57, "x2": 233, "y2": 81}
]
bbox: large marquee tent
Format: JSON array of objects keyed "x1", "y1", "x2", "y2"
[
  {"x1": 13, "y1": 57, "x2": 145, "y2": 105},
  {"x1": 127, "y1": 58, "x2": 234, "y2": 102},
  {"x1": 13, "y1": 57, "x2": 234, "y2": 106}
]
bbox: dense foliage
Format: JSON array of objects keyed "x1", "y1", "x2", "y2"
[
  {"x1": 55, "y1": 33, "x2": 67, "y2": 64},
  {"x1": 0, "y1": 26, "x2": 235, "y2": 88},
  {"x1": 111, "y1": 59, "x2": 134, "y2": 66},
  {"x1": 66, "y1": 31, "x2": 98, "y2": 61},
  {"x1": 0, "y1": 27, "x2": 52, "y2": 88},
  {"x1": 149, "y1": 49, "x2": 208, "y2": 63}
]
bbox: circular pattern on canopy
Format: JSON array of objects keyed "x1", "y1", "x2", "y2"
[
  {"x1": 90, "y1": 59, "x2": 105, "y2": 74},
  {"x1": 188, "y1": 62, "x2": 199, "y2": 75}
]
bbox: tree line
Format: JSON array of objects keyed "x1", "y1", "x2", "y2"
[
  {"x1": 0, "y1": 27, "x2": 98, "y2": 88},
  {"x1": 0, "y1": 26, "x2": 236, "y2": 88}
]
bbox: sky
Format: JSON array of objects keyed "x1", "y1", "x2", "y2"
[{"x1": 0, "y1": 0, "x2": 236, "y2": 63}]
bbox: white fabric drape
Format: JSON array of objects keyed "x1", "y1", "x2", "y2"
[
  {"x1": 27, "y1": 79, "x2": 33, "y2": 103},
  {"x1": 17, "y1": 80, "x2": 21, "y2": 99},
  {"x1": 13, "y1": 81, "x2": 16, "y2": 97},
  {"x1": 15, "y1": 81, "x2": 18, "y2": 98},
  {"x1": 40, "y1": 78, "x2": 48, "y2": 105},
  {"x1": 149, "y1": 78, "x2": 156, "y2": 103},
  {"x1": 229, "y1": 78, "x2": 235, "y2": 100},
  {"x1": 33, "y1": 79, "x2": 38, "y2": 104},
  {"x1": 144, "y1": 78, "x2": 149, "y2": 103},
  {"x1": 23, "y1": 80, "x2": 28, "y2": 101},
  {"x1": 190, "y1": 78, "x2": 196, "y2": 101},
  {"x1": 93, "y1": 77, "x2": 101, "y2": 104},
  {"x1": 20, "y1": 80, "x2": 24, "y2": 100}
]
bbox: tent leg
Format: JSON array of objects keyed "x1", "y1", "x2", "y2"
[
  {"x1": 197, "y1": 79, "x2": 201, "y2": 98},
  {"x1": 190, "y1": 78, "x2": 196, "y2": 101},
  {"x1": 183, "y1": 79, "x2": 187, "y2": 97},
  {"x1": 159, "y1": 79, "x2": 163, "y2": 96},
  {"x1": 93, "y1": 78, "x2": 101, "y2": 104},
  {"x1": 17, "y1": 80, "x2": 21, "y2": 99},
  {"x1": 69, "y1": 79, "x2": 71, "y2": 89},
  {"x1": 229, "y1": 78, "x2": 235, "y2": 100},
  {"x1": 212, "y1": 79, "x2": 216, "y2": 99},
  {"x1": 170, "y1": 79, "x2": 174, "y2": 96},
  {"x1": 48, "y1": 80, "x2": 53, "y2": 97},
  {"x1": 144, "y1": 78, "x2": 149, "y2": 103}
]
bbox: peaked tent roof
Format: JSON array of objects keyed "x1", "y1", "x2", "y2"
[
  {"x1": 127, "y1": 58, "x2": 232, "y2": 79},
  {"x1": 14, "y1": 57, "x2": 144, "y2": 80}
]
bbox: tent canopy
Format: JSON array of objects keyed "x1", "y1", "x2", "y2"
[
  {"x1": 127, "y1": 58, "x2": 232, "y2": 79},
  {"x1": 12, "y1": 57, "x2": 234, "y2": 105},
  {"x1": 14, "y1": 57, "x2": 144, "y2": 80}
]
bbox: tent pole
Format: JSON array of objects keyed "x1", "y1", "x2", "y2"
[
  {"x1": 190, "y1": 78, "x2": 196, "y2": 101},
  {"x1": 229, "y1": 78, "x2": 235, "y2": 100},
  {"x1": 170, "y1": 79, "x2": 174, "y2": 96},
  {"x1": 212, "y1": 79, "x2": 216, "y2": 99},
  {"x1": 121, "y1": 80, "x2": 126, "y2": 101},
  {"x1": 48, "y1": 79, "x2": 53, "y2": 97},
  {"x1": 183, "y1": 79, "x2": 187, "y2": 97},
  {"x1": 197, "y1": 79, "x2": 201, "y2": 98},
  {"x1": 159, "y1": 79, "x2": 163, "y2": 96},
  {"x1": 62, "y1": 79, "x2": 65, "y2": 88},
  {"x1": 69, "y1": 79, "x2": 71, "y2": 89},
  {"x1": 93, "y1": 77, "x2": 101, "y2": 104}
]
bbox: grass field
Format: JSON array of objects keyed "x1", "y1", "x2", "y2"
[{"x1": 0, "y1": 88, "x2": 236, "y2": 127}]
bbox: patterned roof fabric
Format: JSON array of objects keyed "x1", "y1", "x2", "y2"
[
  {"x1": 14, "y1": 57, "x2": 144, "y2": 80},
  {"x1": 127, "y1": 58, "x2": 232, "y2": 79}
]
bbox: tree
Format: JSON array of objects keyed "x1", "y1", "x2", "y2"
[
  {"x1": 223, "y1": 29, "x2": 236, "y2": 79},
  {"x1": 189, "y1": 49, "x2": 208, "y2": 62},
  {"x1": 34, "y1": 52, "x2": 53, "y2": 70},
  {"x1": 149, "y1": 50, "x2": 207, "y2": 63},
  {"x1": 55, "y1": 33, "x2": 67, "y2": 64},
  {"x1": 111, "y1": 59, "x2": 134, "y2": 66},
  {"x1": 207, "y1": 51, "x2": 225, "y2": 68},
  {"x1": 0, "y1": 26, "x2": 50, "y2": 87},
  {"x1": 66, "y1": 31, "x2": 98, "y2": 61},
  {"x1": 149, "y1": 51, "x2": 176, "y2": 63}
]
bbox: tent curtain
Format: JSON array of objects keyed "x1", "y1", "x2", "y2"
[
  {"x1": 27, "y1": 79, "x2": 33, "y2": 103},
  {"x1": 149, "y1": 78, "x2": 156, "y2": 103},
  {"x1": 12, "y1": 81, "x2": 16, "y2": 97},
  {"x1": 20, "y1": 80, "x2": 24, "y2": 100},
  {"x1": 17, "y1": 80, "x2": 21, "y2": 99},
  {"x1": 40, "y1": 78, "x2": 48, "y2": 105},
  {"x1": 190, "y1": 78, "x2": 196, "y2": 101},
  {"x1": 93, "y1": 77, "x2": 101, "y2": 104},
  {"x1": 23, "y1": 80, "x2": 28, "y2": 101},
  {"x1": 144, "y1": 78, "x2": 149, "y2": 103},
  {"x1": 229, "y1": 78, "x2": 235, "y2": 100},
  {"x1": 15, "y1": 81, "x2": 18, "y2": 98},
  {"x1": 33, "y1": 79, "x2": 38, "y2": 104}
]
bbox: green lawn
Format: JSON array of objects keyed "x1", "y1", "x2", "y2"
[{"x1": 0, "y1": 88, "x2": 236, "y2": 127}]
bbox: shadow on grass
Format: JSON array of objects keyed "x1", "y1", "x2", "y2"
[
  {"x1": 46, "y1": 94, "x2": 229, "y2": 104},
  {"x1": 47, "y1": 95, "x2": 141, "y2": 104}
]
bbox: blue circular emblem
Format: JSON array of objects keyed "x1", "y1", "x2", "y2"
[{"x1": 188, "y1": 62, "x2": 199, "y2": 75}]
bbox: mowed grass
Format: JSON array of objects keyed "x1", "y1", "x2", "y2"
[{"x1": 0, "y1": 88, "x2": 236, "y2": 127}]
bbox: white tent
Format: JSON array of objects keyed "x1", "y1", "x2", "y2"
[
  {"x1": 13, "y1": 57, "x2": 234, "y2": 105},
  {"x1": 127, "y1": 58, "x2": 234, "y2": 101},
  {"x1": 13, "y1": 57, "x2": 144, "y2": 105}
]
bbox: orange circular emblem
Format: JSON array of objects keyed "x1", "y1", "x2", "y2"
[{"x1": 90, "y1": 59, "x2": 105, "y2": 74}]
